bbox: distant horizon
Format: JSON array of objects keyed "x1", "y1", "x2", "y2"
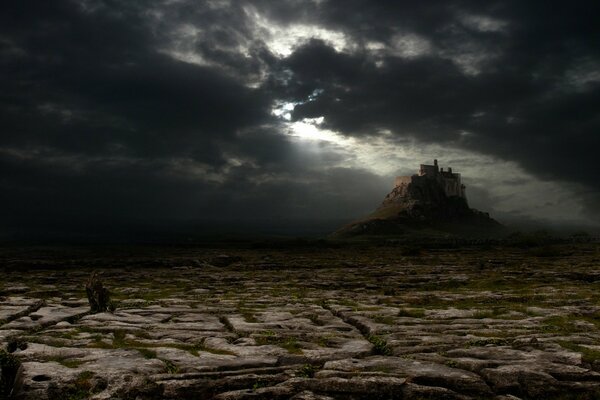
[{"x1": 2, "y1": 214, "x2": 599, "y2": 244}]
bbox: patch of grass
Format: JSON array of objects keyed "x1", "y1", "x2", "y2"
[
  {"x1": 428, "y1": 293, "x2": 548, "y2": 314},
  {"x1": 252, "y1": 380, "x2": 268, "y2": 391},
  {"x1": 306, "y1": 313, "x2": 325, "y2": 326},
  {"x1": 472, "y1": 330, "x2": 515, "y2": 338},
  {"x1": 402, "y1": 294, "x2": 440, "y2": 306},
  {"x1": 137, "y1": 348, "x2": 157, "y2": 359},
  {"x1": 466, "y1": 337, "x2": 511, "y2": 347},
  {"x1": 541, "y1": 316, "x2": 583, "y2": 334},
  {"x1": 281, "y1": 338, "x2": 302, "y2": 354},
  {"x1": 48, "y1": 371, "x2": 103, "y2": 400},
  {"x1": 372, "y1": 314, "x2": 396, "y2": 325},
  {"x1": 557, "y1": 341, "x2": 600, "y2": 364},
  {"x1": 241, "y1": 310, "x2": 258, "y2": 323},
  {"x1": 472, "y1": 310, "x2": 497, "y2": 319},
  {"x1": 76, "y1": 371, "x2": 94, "y2": 381},
  {"x1": 397, "y1": 308, "x2": 425, "y2": 318},
  {"x1": 357, "y1": 306, "x2": 383, "y2": 312},
  {"x1": 289, "y1": 288, "x2": 308, "y2": 299},
  {"x1": 316, "y1": 334, "x2": 336, "y2": 347},
  {"x1": 297, "y1": 363, "x2": 320, "y2": 378},
  {"x1": 87, "y1": 330, "x2": 235, "y2": 356},
  {"x1": 581, "y1": 311, "x2": 600, "y2": 329},
  {"x1": 59, "y1": 358, "x2": 85, "y2": 368},
  {"x1": 133, "y1": 330, "x2": 152, "y2": 339},
  {"x1": 316, "y1": 299, "x2": 329, "y2": 309},
  {"x1": 56, "y1": 330, "x2": 81, "y2": 340},
  {"x1": 193, "y1": 341, "x2": 236, "y2": 356},
  {"x1": 508, "y1": 304, "x2": 540, "y2": 316},
  {"x1": 367, "y1": 335, "x2": 392, "y2": 356},
  {"x1": 254, "y1": 334, "x2": 303, "y2": 354},
  {"x1": 112, "y1": 329, "x2": 127, "y2": 346},
  {"x1": 421, "y1": 279, "x2": 468, "y2": 291},
  {"x1": 161, "y1": 359, "x2": 179, "y2": 374},
  {"x1": 87, "y1": 339, "x2": 113, "y2": 349},
  {"x1": 336, "y1": 298, "x2": 359, "y2": 308},
  {"x1": 457, "y1": 273, "x2": 534, "y2": 292},
  {"x1": 371, "y1": 365, "x2": 394, "y2": 373}
]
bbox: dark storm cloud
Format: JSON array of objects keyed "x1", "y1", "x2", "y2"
[
  {"x1": 0, "y1": 1, "x2": 271, "y2": 160},
  {"x1": 274, "y1": 0, "x2": 600, "y2": 218},
  {"x1": 284, "y1": 37, "x2": 600, "y2": 188},
  {"x1": 0, "y1": 0, "x2": 599, "y2": 235}
]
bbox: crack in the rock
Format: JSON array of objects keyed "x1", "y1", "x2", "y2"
[
  {"x1": 28, "y1": 309, "x2": 91, "y2": 334},
  {"x1": 0, "y1": 299, "x2": 45, "y2": 327},
  {"x1": 218, "y1": 315, "x2": 238, "y2": 337},
  {"x1": 324, "y1": 304, "x2": 371, "y2": 337}
]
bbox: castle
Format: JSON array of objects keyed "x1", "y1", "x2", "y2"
[
  {"x1": 394, "y1": 159, "x2": 466, "y2": 199},
  {"x1": 334, "y1": 159, "x2": 501, "y2": 237}
]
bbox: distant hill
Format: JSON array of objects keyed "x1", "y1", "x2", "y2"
[{"x1": 333, "y1": 159, "x2": 502, "y2": 238}]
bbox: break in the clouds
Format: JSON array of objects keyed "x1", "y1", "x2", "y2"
[{"x1": 0, "y1": 0, "x2": 599, "y2": 235}]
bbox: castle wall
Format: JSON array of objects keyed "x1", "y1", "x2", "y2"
[
  {"x1": 394, "y1": 176, "x2": 413, "y2": 187},
  {"x1": 443, "y1": 178, "x2": 462, "y2": 197},
  {"x1": 397, "y1": 161, "x2": 466, "y2": 199},
  {"x1": 419, "y1": 164, "x2": 438, "y2": 176}
]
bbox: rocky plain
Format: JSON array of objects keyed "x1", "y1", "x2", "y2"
[{"x1": 1, "y1": 241, "x2": 600, "y2": 399}]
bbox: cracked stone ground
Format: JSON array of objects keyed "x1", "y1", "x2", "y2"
[{"x1": 1, "y1": 243, "x2": 600, "y2": 399}]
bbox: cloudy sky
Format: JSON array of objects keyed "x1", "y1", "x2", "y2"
[{"x1": 1, "y1": 0, "x2": 599, "y2": 236}]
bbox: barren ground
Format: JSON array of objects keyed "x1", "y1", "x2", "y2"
[{"x1": 1, "y1": 243, "x2": 600, "y2": 399}]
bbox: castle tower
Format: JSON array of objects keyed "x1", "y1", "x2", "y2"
[
  {"x1": 419, "y1": 159, "x2": 439, "y2": 176},
  {"x1": 401, "y1": 160, "x2": 467, "y2": 199}
]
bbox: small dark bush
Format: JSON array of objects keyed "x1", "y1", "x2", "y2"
[
  {"x1": 6, "y1": 339, "x2": 27, "y2": 354},
  {"x1": 367, "y1": 335, "x2": 392, "y2": 355},
  {"x1": 85, "y1": 272, "x2": 112, "y2": 313},
  {"x1": 1, "y1": 350, "x2": 21, "y2": 399},
  {"x1": 297, "y1": 363, "x2": 320, "y2": 378}
]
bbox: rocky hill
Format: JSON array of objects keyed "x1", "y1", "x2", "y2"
[{"x1": 334, "y1": 160, "x2": 502, "y2": 237}]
